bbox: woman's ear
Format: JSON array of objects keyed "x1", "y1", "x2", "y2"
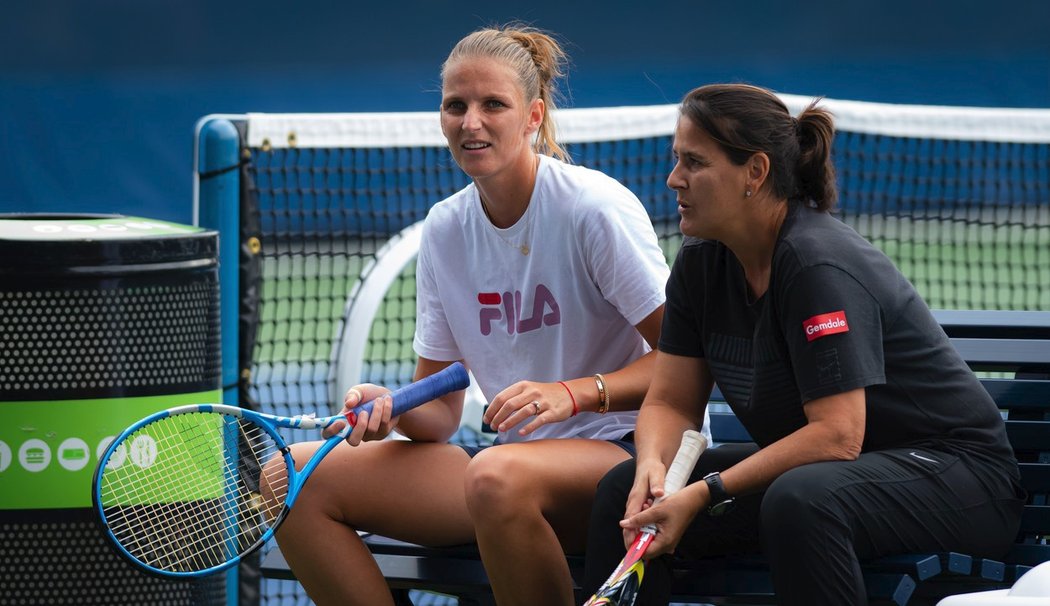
[
  {"x1": 746, "y1": 152, "x2": 771, "y2": 193},
  {"x1": 525, "y1": 98, "x2": 544, "y2": 135}
]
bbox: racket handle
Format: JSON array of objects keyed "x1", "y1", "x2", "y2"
[
  {"x1": 636, "y1": 429, "x2": 707, "y2": 536},
  {"x1": 660, "y1": 430, "x2": 708, "y2": 500},
  {"x1": 345, "y1": 362, "x2": 470, "y2": 426}
]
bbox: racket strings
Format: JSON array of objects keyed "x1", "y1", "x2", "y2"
[
  {"x1": 105, "y1": 415, "x2": 230, "y2": 568},
  {"x1": 98, "y1": 411, "x2": 290, "y2": 573}
]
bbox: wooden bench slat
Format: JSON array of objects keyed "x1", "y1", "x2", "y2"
[
  {"x1": 363, "y1": 534, "x2": 480, "y2": 559},
  {"x1": 1016, "y1": 463, "x2": 1050, "y2": 496},
  {"x1": 1006, "y1": 543, "x2": 1050, "y2": 567},
  {"x1": 933, "y1": 310, "x2": 1050, "y2": 339},
  {"x1": 1020, "y1": 504, "x2": 1050, "y2": 532},
  {"x1": 982, "y1": 378, "x2": 1050, "y2": 408},
  {"x1": 376, "y1": 554, "x2": 492, "y2": 594},
  {"x1": 671, "y1": 564, "x2": 914, "y2": 606},
  {"x1": 1006, "y1": 422, "x2": 1050, "y2": 452},
  {"x1": 950, "y1": 338, "x2": 1050, "y2": 371}
]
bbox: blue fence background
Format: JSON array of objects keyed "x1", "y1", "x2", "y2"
[{"x1": 2, "y1": 0, "x2": 1048, "y2": 224}]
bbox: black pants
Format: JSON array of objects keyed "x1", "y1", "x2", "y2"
[{"x1": 583, "y1": 444, "x2": 1024, "y2": 606}]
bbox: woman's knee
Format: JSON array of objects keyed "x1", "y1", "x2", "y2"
[
  {"x1": 760, "y1": 464, "x2": 848, "y2": 545},
  {"x1": 463, "y1": 446, "x2": 533, "y2": 517},
  {"x1": 764, "y1": 462, "x2": 835, "y2": 525}
]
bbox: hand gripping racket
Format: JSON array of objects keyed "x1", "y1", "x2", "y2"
[
  {"x1": 583, "y1": 429, "x2": 708, "y2": 606},
  {"x1": 92, "y1": 362, "x2": 469, "y2": 577}
]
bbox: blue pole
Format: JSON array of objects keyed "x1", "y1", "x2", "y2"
[{"x1": 195, "y1": 117, "x2": 241, "y2": 606}]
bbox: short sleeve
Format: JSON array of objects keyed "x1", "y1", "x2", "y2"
[
  {"x1": 411, "y1": 220, "x2": 461, "y2": 361},
  {"x1": 578, "y1": 191, "x2": 670, "y2": 326},
  {"x1": 776, "y1": 264, "x2": 886, "y2": 401},
  {"x1": 658, "y1": 246, "x2": 704, "y2": 358}
]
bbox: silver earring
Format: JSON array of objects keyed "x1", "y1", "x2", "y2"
[{"x1": 745, "y1": 189, "x2": 752, "y2": 198}]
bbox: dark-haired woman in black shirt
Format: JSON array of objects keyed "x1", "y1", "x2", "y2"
[{"x1": 583, "y1": 83, "x2": 1025, "y2": 606}]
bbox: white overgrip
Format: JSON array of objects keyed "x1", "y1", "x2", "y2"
[
  {"x1": 637, "y1": 430, "x2": 708, "y2": 540},
  {"x1": 661, "y1": 429, "x2": 708, "y2": 498}
]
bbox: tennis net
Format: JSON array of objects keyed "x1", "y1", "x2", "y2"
[
  {"x1": 240, "y1": 96, "x2": 1049, "y2": 393},
  {"x1": 201, "y1": 95, "x2": 1050, "y2": 606}
]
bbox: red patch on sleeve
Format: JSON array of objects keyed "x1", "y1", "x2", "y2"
[{"x1": 802, "y1": 310, "x2": 849, "y2": 342}]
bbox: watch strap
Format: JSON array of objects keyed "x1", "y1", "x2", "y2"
[{"x1": 703, "y1": 471, "x2": 732, "y2": 511}]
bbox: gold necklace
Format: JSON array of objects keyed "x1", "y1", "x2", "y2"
[
  {"x1": 480, "y1": 198, "x2": 531, "y2": 256},
  {"x1": 478, "y1": 155, "x2": 539, "y2": 256}
]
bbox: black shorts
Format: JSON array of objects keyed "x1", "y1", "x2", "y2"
[{"x1": 456, "y1": 432, "x2": 636, "y2": 458}]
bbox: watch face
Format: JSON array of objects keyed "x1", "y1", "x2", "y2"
[{"x1": 708, "y1": 498, "x2": 735, "y2": 517}]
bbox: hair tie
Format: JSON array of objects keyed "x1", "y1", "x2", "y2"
[{"x1": 558, "y1": 381, "x2": 578, "y2": 417}]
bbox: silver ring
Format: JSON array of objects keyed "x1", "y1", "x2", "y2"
[{"x1": 530, "y1": 401, "x2": 541, "y2": 415}]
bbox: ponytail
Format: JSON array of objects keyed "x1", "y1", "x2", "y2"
[
  {"x1": 504, "y1": 28, "x2": 568, "y2": 161},
  {"x1": 795, "y1": 101, "x2": 837, "y2": 211}
]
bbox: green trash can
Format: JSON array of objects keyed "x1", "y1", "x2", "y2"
[{"x1": 0, "y1": 214, "x2": 226, "y2": 605}]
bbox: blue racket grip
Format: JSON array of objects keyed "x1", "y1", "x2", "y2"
[{"x1": 344, "y1": 362, "x2": 469, "y2": 426}]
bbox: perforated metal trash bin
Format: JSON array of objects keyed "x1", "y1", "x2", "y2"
[{"x1": 0, "y1": 214, "x2": 226, "y2": 605}]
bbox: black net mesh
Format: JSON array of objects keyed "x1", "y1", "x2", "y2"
[{"x1": 241, "y1": 115, "x2": 1049, "y2": 606}]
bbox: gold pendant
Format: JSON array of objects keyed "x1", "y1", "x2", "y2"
[{"x1": 520, "y1": 245, "x2": 530, "y2": 256}]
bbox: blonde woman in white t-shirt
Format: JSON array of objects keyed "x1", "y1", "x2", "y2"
[{"x1": 269, "y1": 24, "x2": 697, "y2": 606}]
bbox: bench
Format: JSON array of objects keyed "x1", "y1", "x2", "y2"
[{"x1": 261, "y1": 310, "x2": 1050, "y2": 605}]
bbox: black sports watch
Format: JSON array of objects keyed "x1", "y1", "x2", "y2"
[{"x1": 702, "y1": 472, "x2": 735, "y2": 516}]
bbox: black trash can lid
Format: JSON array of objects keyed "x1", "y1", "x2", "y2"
[{"x1": 0, "y1": 214, "x2": 217, "y2": 274}]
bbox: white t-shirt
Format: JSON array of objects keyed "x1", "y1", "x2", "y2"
[{"x1": 413, "y1": 154, "x2": 670, "y2": 443}]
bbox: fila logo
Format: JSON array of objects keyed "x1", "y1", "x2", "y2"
[
  {"x1": 802, "y1": 310, "x2": 849, "y2": 342},
  {"x1": 478, "y1": 284, "x2": 561, "y2": 336}
]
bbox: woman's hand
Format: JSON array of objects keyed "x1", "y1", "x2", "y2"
[
  {"x1": 619, "y1": 485, "x2": 703, "y2": 558},
  {"x1": 620, "y1": 458, "x2": 666, "y2": 546},
  {"x1": 619, "y1": 456, "x2": 704, "y2": 557},
  {"x1": 322, "y1": 383, "x2": 399, "y2": 445},
  {"x1": 483, "y1": 380, "x2": 576, "y2": 436}
]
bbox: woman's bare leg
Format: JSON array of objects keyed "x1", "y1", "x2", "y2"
[
  {"x1": 272, "y1": 439, "x2": 475, "y2": 606},
  {"x1": 464, "y1": 439, "x2": 631, "y2": 606}
]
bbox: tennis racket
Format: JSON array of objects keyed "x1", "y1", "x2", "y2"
[
  {"x1": 583, "y1": 429, "x2": 708, "y2": 606},
  {"x1": 92, "y1": 361, "x2": 469, "y2": 577}
]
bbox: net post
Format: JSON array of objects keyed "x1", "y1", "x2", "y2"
[
  {"x1": 196, "y1": 117, "x2": 241, "y2": 405},
  {"x1": 193, "y1": 116, "x2": 242, "y2": 606}
]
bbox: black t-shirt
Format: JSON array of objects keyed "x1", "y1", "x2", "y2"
[{"x1": 660, "y1": 205, "x2": 1016, "y2": 476}]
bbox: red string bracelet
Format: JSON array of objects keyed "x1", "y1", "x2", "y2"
[{"x1": 558, "y1": 381, "x2": 578, "y2": 417}]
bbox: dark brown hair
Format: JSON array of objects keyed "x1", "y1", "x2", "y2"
[{"x1": 679, "y1": 83, "x2": 837, "y2": 211}]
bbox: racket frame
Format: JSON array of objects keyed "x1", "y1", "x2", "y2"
[{"x1": 92, "y1": 362, "x2": 468, "y2": 578}]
